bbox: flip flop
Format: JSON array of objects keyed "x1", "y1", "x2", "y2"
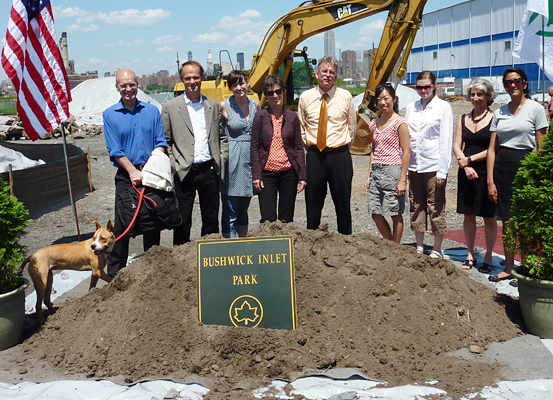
[
  {"x1": 462, "y1": 259, "x2": 475, "y2": 270},
  {"x1": 429, "y1": 250, "x2": 443, "y2": 259},
  {"x1": 478, "y1": 263, "x2": 493, "y2": 274},
  {"x1": 416, "y1": 247, "x2": 424, "y2": 255},
  {"x1": 488, "y1": 274, "x2": 513, "y2": 282}
]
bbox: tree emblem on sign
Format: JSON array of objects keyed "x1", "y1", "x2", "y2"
[
  {"x1": 233, "y1": 301, "x2": 259, "y2": 325},
  {"x1": 229, "y1": 295, "x2": 264, "y2": 327}
]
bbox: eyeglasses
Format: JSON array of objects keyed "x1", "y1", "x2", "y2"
[
  {"x1": 266, "y1": 88, "x2": 283, "y2": 96},
  {"x1": 415, "y1": 84, "x2": 433, "y2": 91},
  {"x1": 504, "y1": 78, "x2": 524, "y2": 87}
]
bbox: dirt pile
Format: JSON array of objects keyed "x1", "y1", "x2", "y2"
[{"x1": 21, "y1": 222, "x2": 522, "y2": 399}]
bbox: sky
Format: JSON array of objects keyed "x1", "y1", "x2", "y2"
[{"x1": 0, "y1": 0, "x2": 464, "y2": 82}]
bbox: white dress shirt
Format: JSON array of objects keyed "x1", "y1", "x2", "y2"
[
  {"x1": 184, "y1": 93, "x2": 212, "y2": 164},
  {"x1": 406, "y1": 95, "x2": 453, "y2": 179}
]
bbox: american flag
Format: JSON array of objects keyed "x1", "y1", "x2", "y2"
[{"x1": 1, "y1": 0, "x2": 71, "y2": 141}]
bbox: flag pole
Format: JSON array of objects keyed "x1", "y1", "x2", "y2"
[
  {"x1": 543, "y1": 15, "x2": 546, "y2": 107},
  {"x1": 60, "y1": 124, "x2": 81, "y2": 242}
]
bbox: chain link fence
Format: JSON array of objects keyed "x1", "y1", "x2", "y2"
[{"x1": 0, "y1": 98, "x2": 17, "y2": 115}]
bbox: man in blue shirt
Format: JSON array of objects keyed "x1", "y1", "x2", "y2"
[{"x1": 104, "y1": 69, "x2": 167, "y2": 276}]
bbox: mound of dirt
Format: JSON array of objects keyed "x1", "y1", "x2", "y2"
[{"x1": 22, "y1": 223, "x2": 521, "y2": 399}]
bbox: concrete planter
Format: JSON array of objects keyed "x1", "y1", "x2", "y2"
[
  {"x1": 513, "y1": 267, "x2": 553, "y2": 339},
  {"x1": 0, "y1": 278, "x2": 29, "y2": 350}
]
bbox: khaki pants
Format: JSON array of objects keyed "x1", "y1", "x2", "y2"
[{"x1": 408, "y1": 171, "x2": 447, "y2": 235}]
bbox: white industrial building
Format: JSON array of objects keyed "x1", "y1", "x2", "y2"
[{"x1": 405, "y1": 0, "x2": 550, "y2": 92}]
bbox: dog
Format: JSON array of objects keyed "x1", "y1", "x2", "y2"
[{"x1": 20, "y1": 220, "x2": 115, "y2": 324}]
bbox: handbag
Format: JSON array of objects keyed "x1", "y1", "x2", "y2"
[{"x1": 116, "y1": 184, "x2": 182, "y2": 238}]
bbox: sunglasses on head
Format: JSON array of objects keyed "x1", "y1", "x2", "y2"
[
  {"x1": 415, "y1": 84, "x2": 433, "y2": 91},
  {"x1": 267, "y1": 88, "x2": 283, "y2": 96},
  {"x1": 504, "y1": 78, "x2": 524, "y2": 87}
]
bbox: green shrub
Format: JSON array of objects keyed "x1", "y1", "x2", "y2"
[
  {"x1": 0, "y1": 178, "x2": 29, "y2": 294},
  {"x1": 504, "y1": 132, "x2": 553, "y2": 280}
]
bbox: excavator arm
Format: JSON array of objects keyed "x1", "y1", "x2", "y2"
[
  {"x1": 352, "y1": 0, "x2": 426, "y2": 154},
  {"x1": 248, "y1": 0, "x2": 397, "y2": 96},
  {"x1": 248, "y1": 0, "x2": 426, "y2": 154},
  {"x1": 191, "y1": 0, "x2": 427, "y2": 154}
]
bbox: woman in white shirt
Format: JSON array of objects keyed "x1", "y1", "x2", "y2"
[
  {"x1": 406, "y1": 71, "x2": 453, "y2": 258},
  {"x1": 486, "y1": 67, "x2": 548, "y2": 282}
]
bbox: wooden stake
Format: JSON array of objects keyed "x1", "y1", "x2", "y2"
[
  {"x1": 8, "y1": 164, "x2": 14, "y2": 196},
  {"x1": 86, "y1": 146, "x2": 93, "y2": 193}
]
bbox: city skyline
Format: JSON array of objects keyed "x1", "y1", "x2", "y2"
[{"x1": 0, "y1": 0, "x2": 460, "y2": 82}]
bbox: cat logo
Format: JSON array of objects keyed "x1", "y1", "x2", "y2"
[{"x1": 325, "y1": 3, "x2": 369, "y2": 22}]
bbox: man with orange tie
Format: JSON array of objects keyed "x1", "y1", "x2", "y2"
[{"x1": 298, "y1": 56, "x2": 357, "y2": 234}]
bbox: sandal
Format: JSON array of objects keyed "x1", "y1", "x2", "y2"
[
  {"x1": 416, "y1": 247, "x2": 424, "y2": 255},
  {"x1": 462, "y1": 259, "x2": 475, "y2": 270},
  {"x1": 478, "y1": 263, "x2": 493, "y2": 274},
  {"x1": 429, "y1": 250, "x2": 443, "y2": 259},
  {"x1": 488, "y1": 274, "x2": 513, "y2": 282}
]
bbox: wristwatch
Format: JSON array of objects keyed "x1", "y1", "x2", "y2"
[{"x1": 467, "y1": 156, "x2": 472, "y2": 164}]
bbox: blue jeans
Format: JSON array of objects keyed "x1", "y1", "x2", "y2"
[{"x1": 221, "y1": 195, "x2": 252, "y2": 238}]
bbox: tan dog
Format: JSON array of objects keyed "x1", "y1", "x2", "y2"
[{"x1": 20, "y1": 220, "x2": 115, "y2": 324}]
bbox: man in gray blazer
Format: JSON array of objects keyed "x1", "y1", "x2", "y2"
[{"x1": 162, "y1": 60, "x2": 228, "y2": 244}]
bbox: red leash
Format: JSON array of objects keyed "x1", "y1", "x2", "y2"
[{"x1": 114, "y1": 184, "x2": 159, "y2": 242}]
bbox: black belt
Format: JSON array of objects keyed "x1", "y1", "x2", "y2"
[
  {"x1": 191, "y1": 159, "x2": 213, "y2": 171},
  {"x1": 309, "y1": 144, "x2": 349, "y2": 154}
]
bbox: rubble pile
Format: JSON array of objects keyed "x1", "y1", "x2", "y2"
[{"x1": 0, "y1": 115, "x2": 103, "y2": 141}]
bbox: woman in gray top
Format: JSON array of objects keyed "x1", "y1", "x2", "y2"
[
  {"x1": 486, "y1": 67, "x2": 548, "y2": 282},
  {"x1": 220, "y1": 70, "x2": 259, "y2": 238}
]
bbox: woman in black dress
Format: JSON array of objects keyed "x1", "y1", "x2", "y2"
[{"x1": 453, "y1": 78, "x2": 497, "y2": 272}]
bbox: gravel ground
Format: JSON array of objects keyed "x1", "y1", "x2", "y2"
[{"x1": 17, "y1": 100, "x2": 497, "y2": 285}]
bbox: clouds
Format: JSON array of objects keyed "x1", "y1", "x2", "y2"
[
  {"x1": 193, "y1": 9, "x2": 271, "y2": 48},
  {"x1": 87, "y1": 58, "x2": 103, "y2": 65},
  {"x1": 53, "y1": 6, "x2": 170, "y2": 31},
  {"x1": 349, "y1": 19, "x2": 386, "y2": 47},
  {"x1": 153, "y1": 35, "x2": 184, "y2": 45},
  {"x1": 98, "y1": 9, "x2": 171, "y2": 26},
  {"x1": 156, "y1": 46, "x2": 175, "y2": 52}
]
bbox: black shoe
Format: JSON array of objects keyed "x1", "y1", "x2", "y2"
[{"x1": 488, "y1": 274, "x2": 513, "y2": 282}]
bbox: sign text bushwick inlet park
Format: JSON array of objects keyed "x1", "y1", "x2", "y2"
[{"x1": 197, "y1": 235, "x2": 296, "y2": 330}]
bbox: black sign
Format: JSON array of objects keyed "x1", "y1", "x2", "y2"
[{"x1": 197, "y1": 236, "x2": 297, "y2": 329}]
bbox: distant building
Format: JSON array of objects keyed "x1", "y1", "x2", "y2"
[
  {"x1": 137, "y1": 70, "x2": 180, "y2": 92},
  {"x1": 405, "y1": 0, "x2": 548, "y2": 90},
  {"x1": 68, "y1": 71, "x2": 99, "y2": 89},
  {"x1": 324, "y1": 30, "x2": 335, "y2": 59},
  {"x1": 362, "y1": 50, "x2": 371, "y2": 79},
  {"x1": 207, "y1": 48, "x2": 214, "y2": 75},
  {"x1": 341, "y1": 50, "x2": 356, "y2": 80},
  {"x1": 1, "y1": 79, "x2": 16, "y2": 96},
  {"x1": 237, "y1": 52, "x2": 245, "y2": 71},
  {"x1": 57, "y1": 32, "x2": 99, "y2": 89},
  {"x1": 188, "y1": 51, "x2": 193, "y2": 61},
  {"x1": 221, "y1": 61, "x2": 232, "y2": 76},
  {"x1": 59, "y1": 32, "x2": 75, "y2": 75}
]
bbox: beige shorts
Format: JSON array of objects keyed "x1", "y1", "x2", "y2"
[{"x1": 408, "y1": 171, "x2": 447, "y2": 235}]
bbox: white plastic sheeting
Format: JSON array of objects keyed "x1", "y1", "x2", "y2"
[
  {"x1": 68, "y1": 77, "x2": 162, "y2": 126},
  {"x1": 353, "y1": 84, "x2": 420, "y2": 112},
  {"x1": 0, "y1": 380, "x2": 208, "y2": 400},
  {"x1": 0, "y1": 145, "x2": 45, "y2": 173},
  {"x1": 2, "y1": 377, "x2": 553, "y2": 399}
]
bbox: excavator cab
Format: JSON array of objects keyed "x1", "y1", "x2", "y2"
[{"x1": 277, "y1": 48, "x2": 315, "y2": 110}]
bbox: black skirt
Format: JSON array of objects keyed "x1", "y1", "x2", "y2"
[{"x1": 494, "y1": 146, "x2": 531, "y2": 220}]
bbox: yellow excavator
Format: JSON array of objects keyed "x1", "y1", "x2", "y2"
[{"x1": 174, "y1": 0, "x2": 427, "y2": 154}]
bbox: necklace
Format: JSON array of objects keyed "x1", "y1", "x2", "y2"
[{"x1": 471, "y1": 108, "x2": 489, "y2": 124}]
